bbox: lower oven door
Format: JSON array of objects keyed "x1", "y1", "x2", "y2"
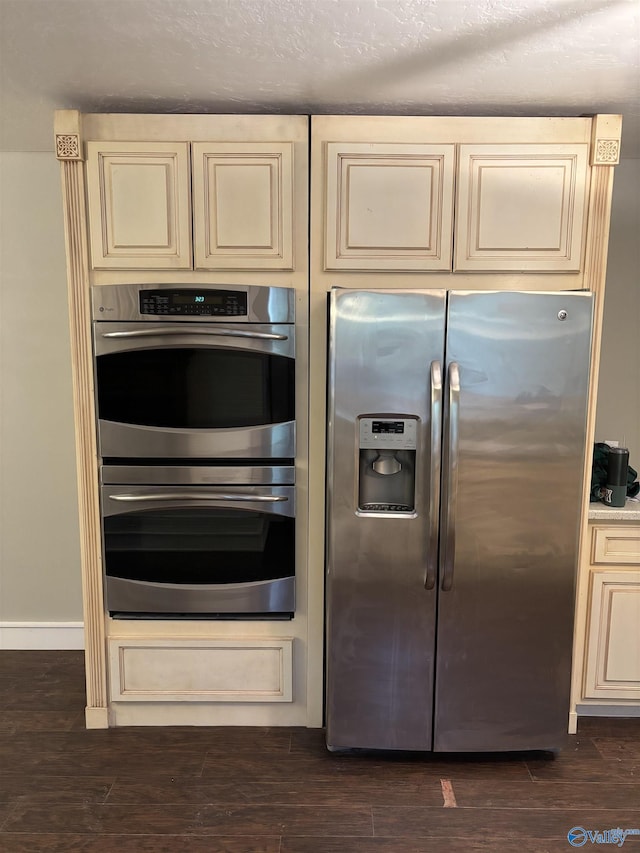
[{"x1": 101, "y1": 484, "x2": 295, "y2": 617}]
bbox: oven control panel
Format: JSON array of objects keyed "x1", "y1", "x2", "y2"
[{"x1": 140, "y1": 290, "x2": 248, "y2": 317}]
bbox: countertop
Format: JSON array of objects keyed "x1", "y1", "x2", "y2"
[{"x1": 588, "y1": 499, "x2": 640, "y2": 522}]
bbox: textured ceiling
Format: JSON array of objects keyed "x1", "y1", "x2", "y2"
[{"x1": 1, "y1": 0, "x2": 639, "y2": 155}]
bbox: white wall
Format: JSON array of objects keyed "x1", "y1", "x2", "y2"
[
  {"x1": 0, "y1": 152, "x2": 83, "y2": 630},
  {"x1": 595, "y1": 158, "x2": 640, "y2": 471},
  {"x1": 0, "y1": 149, "x2": 637, "y2": 643}
]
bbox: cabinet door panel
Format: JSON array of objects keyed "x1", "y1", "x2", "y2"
[
  {"x1": 193, "y1": 142, "x2": 294, "y2": 270},
  {"x1": 86, "y1": 142, "x2": 192, "y2": 269},
  {"x1": 109, "y1": 637, "x2": 293, "y2": 702},
  {"x1": 324, "y1": 143, "x2": 455, "y2": 270},
  {"x1": 455, "y1": 144, "x2": 588, "y2": 272},
  {"x1": 584, "y1": 570, "x2": 640, "y2": 699},
  {"x1": 592, "y1": 526, "x2": 640, "y2": 564}
]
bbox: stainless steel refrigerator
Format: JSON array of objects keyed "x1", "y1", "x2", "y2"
[{"x1": 325, "y1": 288, "x2": 593, "y2": 752}]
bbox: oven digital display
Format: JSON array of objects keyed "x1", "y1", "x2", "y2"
[
  {"x1": 172, "y1": 293, "x2": 226, "y2": 305},
  {"x1": 140, "y1": 290, "x2": 248, "y2": 316}
]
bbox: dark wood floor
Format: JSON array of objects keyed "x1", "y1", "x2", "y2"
[{"x1": 1, "y1": 651, "x2": 640, "y2": 852}]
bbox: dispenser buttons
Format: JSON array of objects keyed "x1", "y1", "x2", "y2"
[{"x1": 360, "y1": 502, "x2": 413, "y2": 513}]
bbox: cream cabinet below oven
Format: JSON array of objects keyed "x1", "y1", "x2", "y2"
[{"x1": 108, "y1": 637, "x2": 293, "y2": 704}]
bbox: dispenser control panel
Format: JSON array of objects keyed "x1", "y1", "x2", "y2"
[{"x1": 359, "y1": 417, "x2": 417, "y2": 450}]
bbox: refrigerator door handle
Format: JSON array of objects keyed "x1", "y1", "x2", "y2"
[
  {"x1": 441, "y1": 362, "x2": 460, "y2": 592},
  {"x1": 425, "y1": 360, "x2": 442, "y2": 590}
]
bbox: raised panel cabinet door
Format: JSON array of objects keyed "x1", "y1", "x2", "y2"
[
  {"x1": 324, "y1": 143, "x2": 455, "y2": 271},
  {"x1": 584, "y1": 569, "x2": 640, "y2": 700},
  {"x1": 592, "y1": 526, "x2": 640, "y2": 564},
  {"x1": 192, "y1": 142, "x2": 294, "y2": 270},
  {"x1": 455, "y1": 144, "x2": 589, "y2": 272},
  {"x1": 86, "y1": 141, "x2": 192, "y2": 269},
  {"x1": 108, "y1": 638, "x2": 293, "y2": 702}
]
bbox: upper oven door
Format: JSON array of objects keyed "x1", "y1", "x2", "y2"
[{"x1": 94, "y1": 323, "x2": 295, "y2": 460}]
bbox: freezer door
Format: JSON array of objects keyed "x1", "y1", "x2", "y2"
[
  {"x1": 325, "y1": 288, "x2": 446, "y2": 751},
  {"x1": 434, "y1": 291, "x2": 593, "y2": 752}
]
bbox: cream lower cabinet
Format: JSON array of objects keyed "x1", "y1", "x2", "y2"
[
  {"x1": 86, "y1": 123, "x2": 302, "y2": 271},
  {"x1": 108, "y1": 637, "x2": 293, "y2": 703},
  {"x1": 583, "y1": 526, "x2": 640, "y2": 700}
]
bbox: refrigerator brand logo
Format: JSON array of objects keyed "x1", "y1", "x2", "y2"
[{"x1": 567, "y1": 826, "x2": 640, "y2": 847}]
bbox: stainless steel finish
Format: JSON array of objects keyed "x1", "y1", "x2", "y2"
[
  {"x1": 102, "y1": 485, "x2": 295, "y2": 518},
  {"x1": 108, "y1": 492, "x2": 288, "y2": 503},
  {"x1": 93, "y1": 283, "x2": 297, "y2": 617},
  {"x1": 433, "y1": 291, "x2": 593, "y2": 752},
  {"x1": 101, "y1": 465, "x2": 295, "y2": 618},
  {"x1": 440, "y1": 362, "x2": 460, "y2": 594},
  {"x1": 326, "y1": 288, "x2": 593, "y2": 754},
  {"x1": 94, "y1": 319, "x2": 295, "y2": 460},
  {"x1": 100, "y1": 465, "x2": 295, "y2": 486},
  {"x1": 98, "y1": 421, "x2": 296, "y2": 461},
  {"x1": 94, "y1": 322, "x2": 294, "y2": 359},
  {"x1": 372, "y1": 454, "x2": 402, "y2": 476},
  {"x1": 106, "y1": 575, "x2": 295, "y2": 615},
  {"x1": 101, "y1": 327, "x2": 288, "y2": 341},
  {"x1": 92, "y1": 283, "x2": 295, "y2": 323},
  {"x1": 326, "y1": 288, "x2": 446, "y2": 751},
  {"x1": 102, "y1": 481, "x2": 295, "y2": 614},
  {"x1": 426, "y1": 361, "x2": 442, "y2": 591}
]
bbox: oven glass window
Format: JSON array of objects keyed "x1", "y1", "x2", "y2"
[
  {"x1": 96, "y1": 348, "x2": 294, "y2": 429},
  {"x1": 104, "y1": 507, "x2": 294, "y2": 585}
]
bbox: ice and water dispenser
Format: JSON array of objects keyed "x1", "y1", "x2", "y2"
[{"x1": 357, "y1": 417, "x2": 417, "y2": 513}]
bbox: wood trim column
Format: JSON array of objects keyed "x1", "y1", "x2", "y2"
[
  {"x1": 569, "y1": 114, "x2": 622, "y2": 731},
  {"x1": 55, "y1": 110, "x2": 108, "y2": 728}
]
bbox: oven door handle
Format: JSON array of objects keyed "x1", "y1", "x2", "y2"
[
  {"x1": 101, "y1": 328, "x2": 288, "y2": 341},
  {"x1": 108, "y1": 493, "x2": 288, "y2": 503}
]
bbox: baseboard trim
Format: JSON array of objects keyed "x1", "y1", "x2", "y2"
[
  {"x1": 577, "y1": 704, "x2": 640, "y2": 718},
  {"x1": 0, "y1": 622, "x2": 84, "y2": 650}
]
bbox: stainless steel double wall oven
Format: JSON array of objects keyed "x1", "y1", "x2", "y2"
[{"x1": 92, "y1": 283, "x2": 296, "y2": 618}]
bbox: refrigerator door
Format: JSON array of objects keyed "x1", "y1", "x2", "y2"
[
  {"x1": 434, "y1": 291, "x2": 593, "y2": 752},
  {"x1": 326, "y1": 288, "x2": 446, "y2": 750}
]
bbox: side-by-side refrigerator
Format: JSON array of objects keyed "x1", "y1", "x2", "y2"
[{"x1": 325, "y1": 288, "x2": 593, "y2": 752}]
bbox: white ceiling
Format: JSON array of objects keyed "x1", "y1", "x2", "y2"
[{"x1": 1, "y1": 0, "x2": 639, "y2": 156}]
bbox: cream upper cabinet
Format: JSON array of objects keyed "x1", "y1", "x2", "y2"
[
  {"x1": 317, "y1": 122, "x2": 593, "y2": 275},
  {"x1": 324, "y1": 142, "x2": 455, "y2": 271},
  {"x1": 86, "y1": 132, "x2": 298, "y2": 272},
  {"x1": 455, "y1": 144, "x2": 589, "y2": 272},
  {"x1": 86, "y1": 141, "x2": 192, "y2": 270},
  {"x1": 192, "y1": 142, "x2": 294, "y2": 270},
  {"x1": 583, "y1": 526, "x2": 640, "y2": 701}
]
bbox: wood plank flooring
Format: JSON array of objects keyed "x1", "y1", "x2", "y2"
[{"x1": 1, "y1": 651, "x2": 639, "y2": 852}]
